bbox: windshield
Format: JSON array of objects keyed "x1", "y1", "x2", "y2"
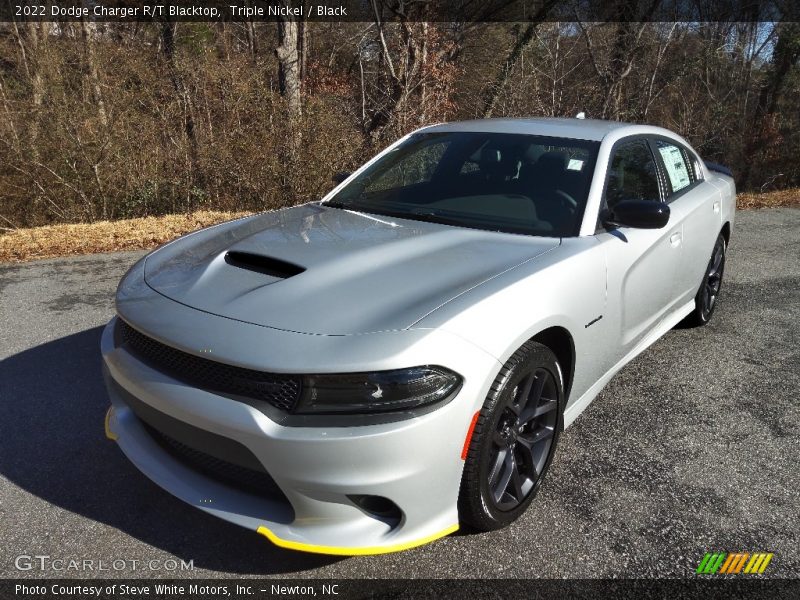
[{"x1": 325, "y1": 131, "x2": 600, "y2": 237}]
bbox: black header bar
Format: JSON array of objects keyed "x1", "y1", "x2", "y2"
[
  {"x1": 3, "y1": 0, "x2": 799, "y2": 23},
  {"x1": 2, "y1": 578, "x2": 800, "y2": 600}
]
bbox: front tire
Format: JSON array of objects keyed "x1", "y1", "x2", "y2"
[
  {"x1": 458, "y1": 341, "x2": 564, "y2": 532},
  {"x1": 685, "y1": 233, "x2": 726, "y2": 327}
]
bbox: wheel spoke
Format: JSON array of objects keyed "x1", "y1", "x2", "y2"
[
  {"x1": 488, "y1": 447, "x2": 507, "y2": 488},
  {"x1": 510, "y1": 457, "x2": 525, "y2": 500},
  {"x1": 519, "y1": 372, "x2": 549, "y2": 424},
  {"x1": 533, "y1": 398, "x2": 558, "y2": 419},
  {"x1": 517, "y1": 425, "x2": 554, "y2": 479},
  {"x1": 514, "y1": 373, "x2": 535, "y2": 413},
  {"x1": 523, "y1": 426, "x2": 554, "y2": 446},
  {"x1": 530, "y1": 371, "x2": 547, "y2": 405},
  {"x1": 515, "y1": 436, "x2": 540, "y2": 479},
  {"x1": 492, "y1": 451, "x2": 514, "y2": 503},
  {"x1": 712, "y1": 247, "x2": 723, "y2": 271}
]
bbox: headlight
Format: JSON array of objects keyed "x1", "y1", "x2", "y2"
[{"x1": 295, "y1": 366, "x2": 462, "y2": 414}]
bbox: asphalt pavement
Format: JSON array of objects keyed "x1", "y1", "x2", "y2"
[{"x1": 0, "y1": 208, "x2": 798, "y2": 579}]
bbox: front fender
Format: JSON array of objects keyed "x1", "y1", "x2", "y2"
[{"x1": 413, "y1": 238, "x2": 608, "y2": 409}]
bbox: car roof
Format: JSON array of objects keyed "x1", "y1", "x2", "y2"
[{"x1": 422, "y1": 117, "x2": 660, "y2": 142}]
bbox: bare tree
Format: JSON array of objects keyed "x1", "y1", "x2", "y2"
[
  {"x1": 80, "y1": 21, "x2": 108, "y2": 128},
  {"x1": 360, "y1": 1, "x2": 460, "y2": 142},
  {"x1": 481, "y1": 0, "x2": 558, "y2": 118},
  {"x1": 739, "y1": 22, "x2": 800, "y2": 189},
  {"x1": 2, "y1": 16, "x2": 800, "y2": 230},
  {"x1": 11, "y1": 21, "x2": 46, "y2": 158},
  {"x1": 160, "y1": 22, "x2": 202, "y2": 204},
  {"x1": 578, "y1": 1, "x2": 661, "y2": 120},
  {"x1": 276, "y1": 5, "x2": 302, "y2": 121}
]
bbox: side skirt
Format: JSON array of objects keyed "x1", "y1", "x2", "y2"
[{"x1": 563, "y1": 299, "x2": 695, "y2": 429}]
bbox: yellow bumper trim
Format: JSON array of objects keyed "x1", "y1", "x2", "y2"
[
  {"x1": 256, "y1": 523, "x2": 459, "y2": 556},
  {"x1": 104, "y1": 407, "x2": 118, "y2": 441}
]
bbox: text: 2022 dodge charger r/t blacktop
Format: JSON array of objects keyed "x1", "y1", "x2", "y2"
[{"x1": 102, "y1": 118, "x2": 735, "y2": 555}]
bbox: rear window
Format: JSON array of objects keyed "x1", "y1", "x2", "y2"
[{"x1": 654, "y1": 139, "x2": 694, "y2": 194}]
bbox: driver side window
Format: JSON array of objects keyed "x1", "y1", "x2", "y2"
[{"x1": 606, "y1": 139, "x2": 661, "y2": 209}]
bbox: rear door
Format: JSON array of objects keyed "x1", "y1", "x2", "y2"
[
  {"x1": 650, "y1": 138, "x2": 721, "y2": 304},
  {"x1": 594, "y1": 137, "x2": 683, "y2": 357}
]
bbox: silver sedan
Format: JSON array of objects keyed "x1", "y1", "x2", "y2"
[{"x1": 102, "y1": 118, "x2": 735, "y2": 554}]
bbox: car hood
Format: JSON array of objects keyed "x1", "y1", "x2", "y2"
[{"x1": 143, "y1": 204, "x2": 559, "y2": 335}]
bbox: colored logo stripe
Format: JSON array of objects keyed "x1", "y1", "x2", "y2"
[
  {"x1": 719, "y1": 553, "x2": 736, "y2": 573},
  {"x1": 697, "y1": 552, "x2": 774, "y2": 575},
  {"x1": 745, "y1": 553, "x2": 774, "y2": 574},
  {"x1": 697, "y1": 553, "x2": 726, "y2": 574}
]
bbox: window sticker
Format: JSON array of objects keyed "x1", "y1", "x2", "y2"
[
  {"x1": 658, "y1": 145, "x2": 691, "y2": 192},
  {"x1": 567, "y1": 158, "x2": 584, "y2": 171}
]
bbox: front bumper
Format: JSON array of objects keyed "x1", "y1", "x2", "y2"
[{"x1": 101, "y1": 314, "x2": 500, "y2": 554}]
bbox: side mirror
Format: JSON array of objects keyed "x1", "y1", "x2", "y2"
[
  {"x1": 603, "y1": 200, "x2": 669, "y2": 229},
  {"x1": 331, "y1": 172, "x2": 351, "y2": 185}
]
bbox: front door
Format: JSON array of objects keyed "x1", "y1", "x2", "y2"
[{"x1": 596, "y1": 138, "x2": 683, "y2": 359}]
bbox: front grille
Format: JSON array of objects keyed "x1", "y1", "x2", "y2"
[
  {"x1": 118, "y1": 319, "x2": 301, "y2": 412},
  {"x1": 143, "y1": 422, "x2": 289, "y2": 502},
  {"x1": 108, "y1": 375, "x2": 292, "y2": 510}
]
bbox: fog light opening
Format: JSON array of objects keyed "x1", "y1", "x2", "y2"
[{"x1": 348, "y1": 495, "x2": 402, "y2": 527}]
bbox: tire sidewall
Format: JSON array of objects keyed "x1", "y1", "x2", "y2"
[
  {"x1": 472, "y1": 343, "x2": 565, "y2": 528},
  {"x1": 698, "y1": 234, "x2": 727, "y2": 323}
]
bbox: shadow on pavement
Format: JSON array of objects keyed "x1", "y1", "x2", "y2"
[{"x1": 0, "y1": 327, "x2": 342, "y2": 575}]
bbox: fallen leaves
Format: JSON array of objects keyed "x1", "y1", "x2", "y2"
[{"x1": 0, "y1": 211, "x2": 249, "y2": 263}]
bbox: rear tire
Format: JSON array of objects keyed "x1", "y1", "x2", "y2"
[
  {"x1": 684, "y1": 233, "x2": 726, "y2": 327},
  {"x1": 458, "y1": 341, "x2": 564, "y2": 532}
]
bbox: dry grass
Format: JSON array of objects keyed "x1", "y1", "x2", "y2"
[
  {"x1": 0, "y1": 211, "x2": 249, "y2": 263},
  {"x1": 1, "y1": 189, "x2": 798, "y2": 263},
  {"x1": 736, "y1": 188, "x2": 800, "y2": 210}
]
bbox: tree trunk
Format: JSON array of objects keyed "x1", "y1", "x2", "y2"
[
  {"x1": 276, "y1": 10, "x2": 302, "y2": 122},
  {"x1": 299, "y1": 18, "x2": 309, "y2": 86},
  {"x1": 12, "y1": 21, "x2": 45, "y2": 159},
  {"x1": 245, "y1": 20, "x2": 257, "y2": 62},
  {"x1": 81, "y1": 20, "x2": 108, "y2": 128},
  {"x1": 160, "y1": 22, "x2": 202, "y2": 205},
  {"x1": 80, "y1": 20, "x2": 109, "y2": 218}
]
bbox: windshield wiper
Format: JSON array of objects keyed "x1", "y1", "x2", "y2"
[
  {"x1": 325, "y1": 202, "x2": 470, "y2": 229},
  {"x1": 324, "y1": 200, "x2": 404, "y2": 219},
  {"x1": 322, "y1": 200, "x2": 354, "y2": 210},
  {"x1": 407, "y1": 209, "x2": 477, "y2": 228}
]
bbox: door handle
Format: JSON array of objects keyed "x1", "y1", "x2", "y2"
[{"x1": 669, "y1": 232, "x2": 682, "y2": 247}]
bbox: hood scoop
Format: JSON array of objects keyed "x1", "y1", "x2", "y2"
[{"x1": 224, "y1": 251, "x2": 305, "y2": 279}]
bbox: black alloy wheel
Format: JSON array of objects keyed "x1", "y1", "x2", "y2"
[
  {"x1": 686, "y1": 233, "x2": 726, "y2": 326},
  {"x1": 459, "y1": 341, "x2": 564, "y2": 531},
  {"x1": 488, "y1": 367, "x2": 559, "y2": 511}
]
